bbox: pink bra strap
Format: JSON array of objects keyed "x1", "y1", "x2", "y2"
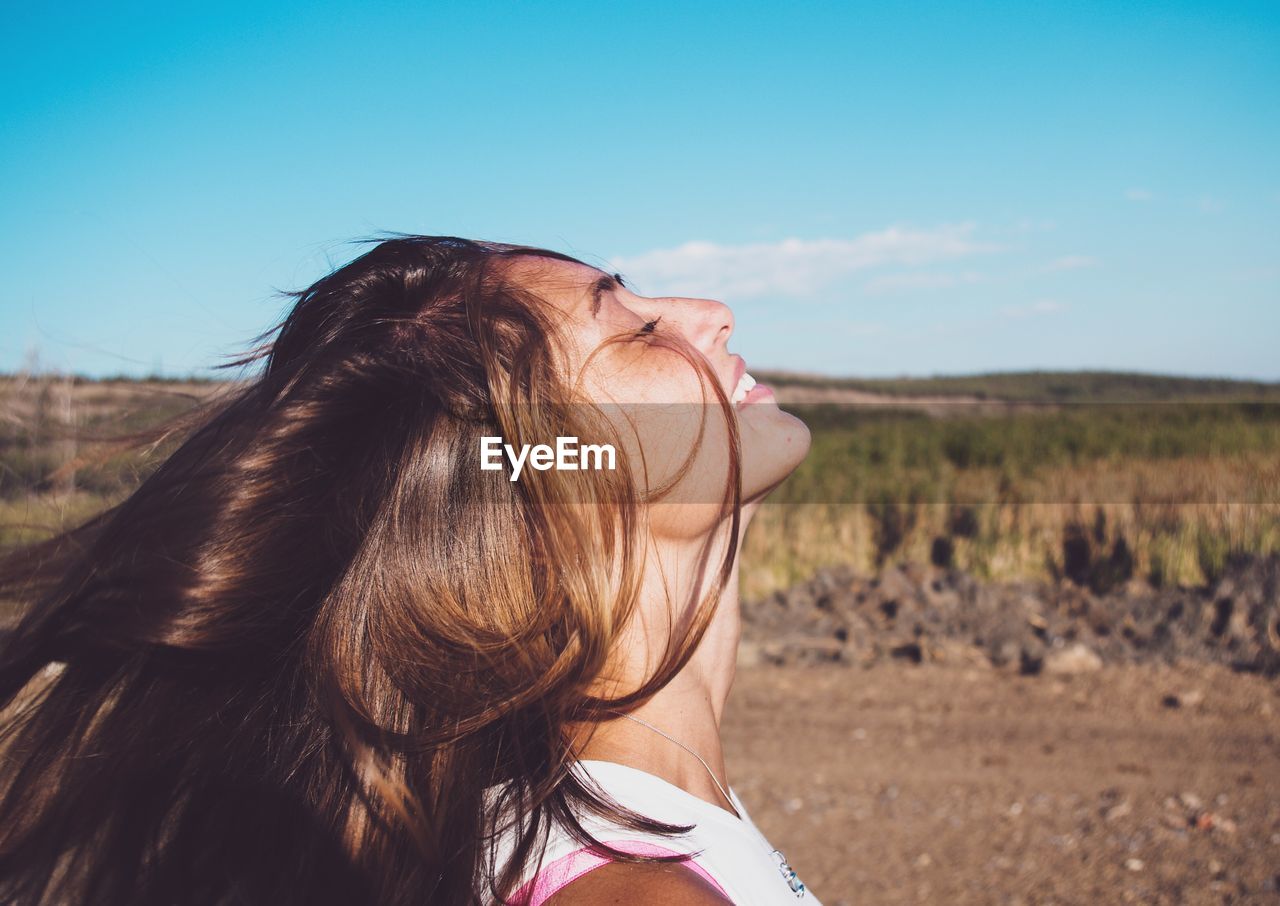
[{"x1": 512, "y1": 839, "x2": 731, "y2": 905}]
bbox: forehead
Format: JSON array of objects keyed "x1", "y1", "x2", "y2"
[{"x1": 502, "y1": 255, "x2": 605, "y2": 303}]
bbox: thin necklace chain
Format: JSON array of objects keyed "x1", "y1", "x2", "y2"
[{"x1": 613, "y1": 711, "x2": 741, "y2": 819}]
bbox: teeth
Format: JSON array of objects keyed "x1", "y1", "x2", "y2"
[{"x1": 730, "y1": 371, "x2": 757, "y2": 404}]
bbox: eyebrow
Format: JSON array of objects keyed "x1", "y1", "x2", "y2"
[{"x1": 589, "y1": 272, "x2": 626, "y2": 317}]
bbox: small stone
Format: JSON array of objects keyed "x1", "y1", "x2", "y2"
[
  {"x1": 1162, "y1": 688, "x2": 1204, "y2": 708},
  {"x1": 1208, "y1": 859, "x2": 1225, "y2": 878},
  {"x1": 1125, "y1": 858, "x2": 1145, "y2": 872},
  {"x1": 1008, "y1": 801, "x2": 1024, "y2": 817},
  {"x1": 783, "y1": 797, "x2": 804, "y2": 814},
  {"x1": 852, "y1": 727, "x2": 867, "y2": 741},
  {"x1": 1179, "y1": 791, "x2": 1203, "y2": 811},
  {"x1": 914, "y1": 853, "x2": 933, "y2": 868},
  {"x1": 1105, "y1": 800, "x2": 1133, "y2": 821},
  {"x1": 1045, "y1": 642, "x2": 1103, "y2": 674}
]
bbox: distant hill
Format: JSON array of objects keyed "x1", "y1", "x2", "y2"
[
  {"x1": 4, "y1": 369, "x2": 1279, "y2": 406},
  {"x1": 755, "y1": 369, "x2": 1280, "y2": 404}
]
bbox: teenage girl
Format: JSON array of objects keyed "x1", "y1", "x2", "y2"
[{"x1": 0, "y1": 236, "x2": 820, "y2": 905}]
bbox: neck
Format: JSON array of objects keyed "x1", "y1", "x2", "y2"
[
  {"x1": 572, "y1": 506, "x2": 755, "y2": 816},
  {"x1": 578, "y1": 639, "x2": 738, "y2": 815}
]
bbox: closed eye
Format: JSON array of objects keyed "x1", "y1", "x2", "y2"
[{"x1": 638, "y1": 316, "x2": 662, "y2": 335}]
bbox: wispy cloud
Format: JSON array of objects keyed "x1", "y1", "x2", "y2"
[
  {"x1": 863, "y1": 271, "x2": 983, "y2": 294},
  {"x1": 1001, "y1": 299, "x2": 1066, "y2": 319},
  {"x1": 608, "y1": 224, "x2": 1000, "y2": 299},
  {"x1": 1125, "y1": 188, "x2": 1154, "y2": 202},
  {"x1": 1044, "y1": 255, "x2": 1098, "y2": 272}
]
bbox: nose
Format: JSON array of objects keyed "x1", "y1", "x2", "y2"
[
  {"x1": 649, "y1": 296, "x2": 734, "y2": 354},
  {"x1": 691, "y1": 297, "x2": 735, "y2": 350}
]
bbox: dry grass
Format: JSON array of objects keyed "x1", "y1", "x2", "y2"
[{"x1": 4, "y1": 371, "x2": 1280, "y2": 605}]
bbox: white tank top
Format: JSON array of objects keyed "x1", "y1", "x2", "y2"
[{"x1": 488, "y1": 759, "x2": 824, "y2": 905}]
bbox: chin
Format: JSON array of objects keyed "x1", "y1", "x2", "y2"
[{"x1": 739, "y1": 406, "x2": 811, "y2": 498}]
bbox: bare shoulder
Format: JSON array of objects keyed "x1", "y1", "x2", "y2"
[{"x1": 544, "y1": 858, "x2": 732, "y2": 905}]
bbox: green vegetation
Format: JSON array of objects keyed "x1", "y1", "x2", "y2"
[
  {"x1": 3, "y1": 370, "x2": 1279, "y2": 606},
  {"x1": 775, "y1": 401, "x2": 1280, "y2": 504},
  {"x1": 724, "y1": 370, "x2": 1280, "y2": 597},
  {"x1": 758, "y1": 368, "x2": 1280, "y2": 403}
]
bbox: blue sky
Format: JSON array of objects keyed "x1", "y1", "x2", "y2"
[{"x1": 2, "y1": 0, "x2": 1277, "y2": 380}]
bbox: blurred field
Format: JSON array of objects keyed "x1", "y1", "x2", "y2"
[
  {"x1": 1, "y1": 366, "x2": 1277, "y2": 616},
  {"x1": 4, "y1": 369, "x2": 1280, "y2": 603},
  {"x1": 740, "y1": 371, "x2": 1280, "y2": 600},
  {"x1": 3, "y1": 368, "x2": 1279, "y2": 904}
]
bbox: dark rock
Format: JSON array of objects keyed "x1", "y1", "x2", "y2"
[{"x1": 741, "y1": 554, "x2": 1280, "y2": 673}]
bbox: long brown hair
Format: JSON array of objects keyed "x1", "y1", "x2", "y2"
[{"x1": 0, "y1": 235, "x2": 742, "y2": 905}]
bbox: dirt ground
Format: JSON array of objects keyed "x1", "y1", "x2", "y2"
[{"x1": 722, "y1": 660, "x2": 1280, "y2": 905}]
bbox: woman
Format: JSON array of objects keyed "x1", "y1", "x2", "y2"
[{"x1": 0, "y1": 235, "x2": 818, "y2": 905}]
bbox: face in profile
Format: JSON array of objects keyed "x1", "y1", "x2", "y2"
[{"x1": 505, "y1": 256, "x2": 811, "y2": 534}]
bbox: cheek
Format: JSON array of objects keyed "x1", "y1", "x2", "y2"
[
  {"x1": 610, "y1": 401, "x2": 733, "y2": 493},
  {"x1": 576, "y1": 344, "x2": 745, "y2": 535},
  {"x1": 638, "y1": 408, "x2": 746, "y2": 543},
  {"x1": 616, "y1": 345, "x2": 710, "y2": 405}
]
